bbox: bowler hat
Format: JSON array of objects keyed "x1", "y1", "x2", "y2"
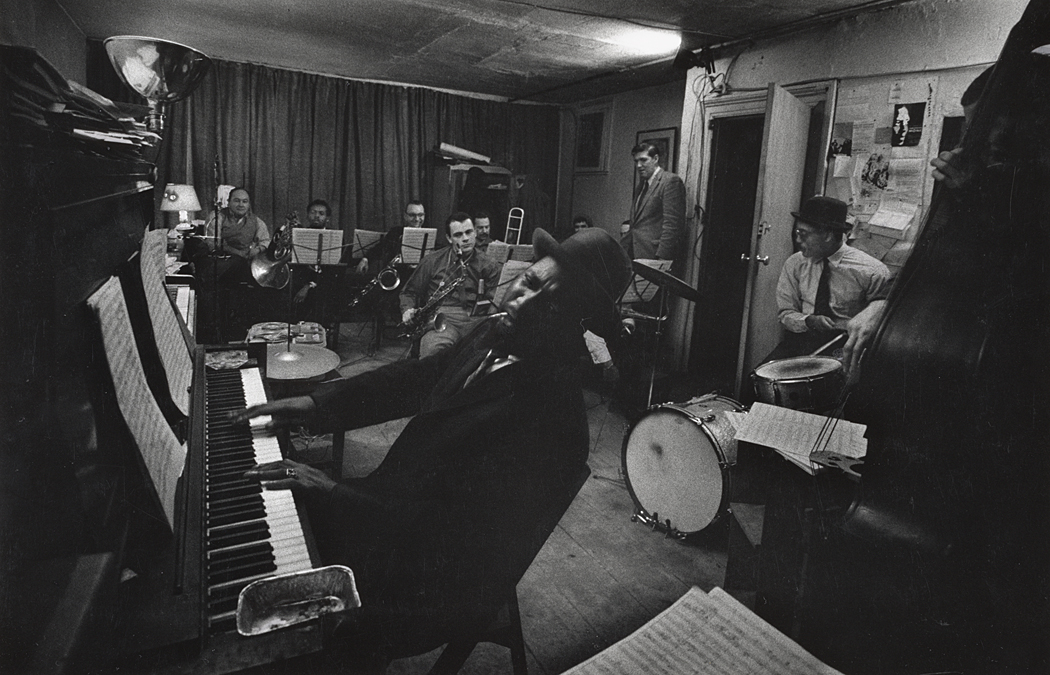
[
  {"x1": 532, "y1": 227, "x2": 632, "y2": 340},
  {"x1": 791, "y1": 196, "x2": 850, "y2": 232}
]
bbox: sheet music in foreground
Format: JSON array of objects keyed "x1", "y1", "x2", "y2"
[
  {"x1": 141, "y1": 229, "x2": 193, "y2": 415},
  {"x1": 562, "y1": 586, "x2": 845, "y2": 675},
  {"x1": 734, "y1": 402, "x2": 867, "y2": 475},
  {"x1": 292, "y1": 228, "x2": 343, "y2": 265},
  {"x1": 87, "y1": 277, "x2": 186, "y2": 529},
  {"x1": 401, "y1": 227, "x2": 438, "y2": 264},
  {"x1": 492, "y1": 259, "x2": 531, "y2": 309},
  {"x1": 619, "y1": 258, "x2": 671, "y2": 304}
]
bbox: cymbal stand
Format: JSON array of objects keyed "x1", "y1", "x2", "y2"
[{"x1": 645, "y1": 285, "x2": 669, "y2": 409}]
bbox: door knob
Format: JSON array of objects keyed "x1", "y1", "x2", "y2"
[{"x1": 740, "y1": 253, "x2": 770, "y2": 265}]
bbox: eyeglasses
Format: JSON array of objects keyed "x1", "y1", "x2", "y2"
[{"x1": 793, "y1": 228, "x2": 821, "y2": 240}]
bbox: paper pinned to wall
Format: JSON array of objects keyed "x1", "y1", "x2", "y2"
[{"x1": 868, "y1": 200, "x2": 920, "y2": 239}]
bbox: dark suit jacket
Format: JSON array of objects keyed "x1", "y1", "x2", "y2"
[
  {"x1": 627, "y1": 168, "x2": 686, "y2": 261},
  {"x1": 305, "y1": 320, "x2": 589, "y2": 639}
]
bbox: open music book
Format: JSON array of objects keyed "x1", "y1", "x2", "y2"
[
  {"x1": 562, "y1": 585, "x2": 844, "y2": 675},
  {"x1": 620, "y1": 258, "x2": 671, "y2": 304},
  {"x1": 87, "y1": 277, "x2": 186, "y2": 529},
  {"x1": 401, "y1": 227, "x2": 438, "y2": 264},
  {"x1": 733, "y1": 402, "x2": 867, "y2": 475},
  {"x1": 292, "y1": 228, "x2": 343, "y2": 266}
]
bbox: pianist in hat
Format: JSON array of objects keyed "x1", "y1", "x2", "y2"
[{"x1": 238, "y1": 227, "x2": 632, "y2": 670}]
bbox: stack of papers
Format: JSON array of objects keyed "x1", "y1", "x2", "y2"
[{"x1": 3, "y1": 46, "x2": 157, "y2": 159}]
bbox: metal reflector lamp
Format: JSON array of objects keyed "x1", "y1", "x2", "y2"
[{"x1": 104, "y1": 36, "x2": 212, "y2": 133}]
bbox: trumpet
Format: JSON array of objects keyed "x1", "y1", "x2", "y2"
[{"x1": 347, "y1": 255, "x2": 401, "y2": 310}]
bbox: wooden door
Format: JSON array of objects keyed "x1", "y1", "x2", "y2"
[
  {"x1": 688, "y1": 115, "x2": 765, "y2": 396},
  {"x1": 735, "y1": 84, "x2": 811, "y2": 396}
]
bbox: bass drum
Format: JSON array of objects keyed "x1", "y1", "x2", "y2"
[{"x1": 622, "y1": 395, "x2": 744, "y2": 537}]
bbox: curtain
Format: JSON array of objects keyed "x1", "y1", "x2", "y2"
[{"x1": 142, "y1": 56, "x2": 560, "y2": 241}]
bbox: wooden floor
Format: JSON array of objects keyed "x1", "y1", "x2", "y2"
[{"x1": 292, "y1": 321, "x2": 729, "y2": 675}]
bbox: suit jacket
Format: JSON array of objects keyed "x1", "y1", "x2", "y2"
[
  {"x1": 627, "y1": 168, "x2": 686, "y2": 261},
  {"x1": 306, "y1": 320, "x2": 589, "y2": 636}
]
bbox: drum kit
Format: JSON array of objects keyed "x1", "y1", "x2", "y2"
[{"x1": 620, "y1": 265, "x2": 848, "y2": 538}]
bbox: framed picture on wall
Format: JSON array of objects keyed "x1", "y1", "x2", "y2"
[
  {"x1": 635, "y1": 127, "x2": 679, "y2": 173},
  {"x1": 575, "y1": 103, "x2": 613, "y2": 173}
]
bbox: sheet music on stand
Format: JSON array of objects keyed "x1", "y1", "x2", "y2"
[
  {"x1": 486, "y1": 241, "x2": 511, "y2": 264},
  {"x1": 351, "y1": 229, "x2": 383, "y2": 260},
  {"x1": 492, "y1": 259, "x2": 531, "y2": 308},
  {"x1": 733, "y1": 402, "x2": 868, "y2": 475},
  {"x1": 292, "y1": 229, "x2": 343, "y2": 265},
  {"x1": 508, "y1": 244, "x2": 534, "y2": 262},
  {"x1": 401, "y1": 227, "x2": 438, "y2": 264},
  {"x1": 562, "y1": 586, "x2": 845, "y2": 675},
  {"x1": 87, "y1": 276, "x2": 186, "y2": 529},
  {"x1": 619, "y1": 258, "x2": 671, "y2": 304}
]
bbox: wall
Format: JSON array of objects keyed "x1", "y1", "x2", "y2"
[
  {"x1": 570, "y1": 79, "x2": 684, "y2": 236},
  {"x1": 0, "y1": 0, "x2": 86, "y2": 81},
  {"x1": 671, "y1": 0, "x2": 1028, "y2": 369}
]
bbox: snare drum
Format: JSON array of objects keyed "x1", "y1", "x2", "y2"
[
  {"x1": 752, "y1": 356, "x2": 844, "y2": 412},
  {"x1": 622, "y1": 395, "x2": 744, "y2": 537}
]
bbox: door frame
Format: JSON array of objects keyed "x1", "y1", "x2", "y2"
[{"x1": 672, "y1": 80, "x2": 838, "y2": 382}]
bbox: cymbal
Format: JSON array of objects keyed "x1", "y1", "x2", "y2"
[
  {"x1": 266, "y1": 344, "x2": 340, "y2": 380},
  {"x1": 631, "y1": 261, "x2": 701, "y2": 303}
]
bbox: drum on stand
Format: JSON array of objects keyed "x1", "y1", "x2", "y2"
[
  {"x1": 622, "y1": 394, "x2": 744, "y2": 538},
  {"x1": 751, "y1": 356, "x2": 844, "y2": 413}
]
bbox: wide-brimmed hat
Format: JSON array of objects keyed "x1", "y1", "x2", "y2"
[
  {"x1": 532, "y1": 227, "x2": 632, "y2": 340},
  {"x1": 791, "y1": 196, "x2": 850, "y2": 232}
]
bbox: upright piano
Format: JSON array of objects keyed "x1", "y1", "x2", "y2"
[{"x1": 0, "y1": 46, "x2": 324, "y2": 674}]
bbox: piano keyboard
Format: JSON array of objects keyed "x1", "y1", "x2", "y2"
[{"x1": 203, "y1": 366, "x2": 313, "y2": 631}]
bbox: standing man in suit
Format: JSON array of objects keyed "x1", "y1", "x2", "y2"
[{"x1": 624, "y1": 142, "x2": 686, "y2": 266}]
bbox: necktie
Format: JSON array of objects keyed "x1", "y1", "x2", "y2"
[
  {"x1": 463, "y1": 349, "x2": 499, "y2": 389},
  {"x1": 814, "y1": 259, "x2": 833, "y2": 318},
  {"x1": 634, "y1": 180, "x2": 649, "y2": 216}
]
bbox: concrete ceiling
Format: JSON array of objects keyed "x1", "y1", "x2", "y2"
[{"x1": 61, "y1": 0, "x2": 913, "y2": 103}]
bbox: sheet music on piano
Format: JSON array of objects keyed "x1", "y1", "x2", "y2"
[
  {"x1": 87, "y1": 276, "x2": 186, "y2": 528},
  {"x1": 401, "y1": 226, "x2": 438, "y2": 264},
  {"x1": 140, "y1": 229, "x2": 193, "y2": 415}
]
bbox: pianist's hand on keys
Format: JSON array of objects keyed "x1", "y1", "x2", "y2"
[
  {"x1": 230, "y1": 395, "x2": 317, "y2": 428},
  {"x1": 245, "y1": 460, "x2": 337, "y2": 493}
]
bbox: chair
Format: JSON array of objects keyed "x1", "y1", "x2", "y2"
[{"x1": 396, "y1": 464, "x2": 591, "y2": 675}]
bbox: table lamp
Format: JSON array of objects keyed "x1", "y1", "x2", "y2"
[
  {"x1": 160, "y1": 183, "x2": 201, "y2": 231},
  {"x1": 104, "y1": 36, "x2": 212, "y2": 133}
]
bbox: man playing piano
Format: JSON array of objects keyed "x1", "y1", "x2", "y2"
[{"x1": 238, "y1": 227, "x2": 631, "y2": 671}]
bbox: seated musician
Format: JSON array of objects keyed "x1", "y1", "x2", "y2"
[
  {"x1": 473, "y1": 210, "x2": 501, "y2": 254},
  {"x1": 767, "y1": 195, "x2": 890, "y2": 363},
  {"x1": 399, "y1": 212, "x2": 501, "y2": 357},
  {"x1": 185, "y1": 187, "x2": 271, "y2": 287},
  {"x1": 239, "y1": 228, "x2": 632, "y2": 671}
]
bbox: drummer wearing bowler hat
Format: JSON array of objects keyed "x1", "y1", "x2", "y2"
[{"x1": 766, "y1": 195, "x2": 891, "y2": 363}]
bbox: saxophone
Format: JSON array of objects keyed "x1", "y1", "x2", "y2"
[
  {"x1": 347, "y1": 255, "x2": 402, "y2": 311},
  {"x1": 398, "y1": 251, "x2": 467, "y2": 339}
]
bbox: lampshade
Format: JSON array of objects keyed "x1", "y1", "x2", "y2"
[
  {"x1": 160, "y1": 184, "x2": 202, "y2": 213},
  {"x1": 104, "y1": 36, "x2": 212, "y2": 132}
]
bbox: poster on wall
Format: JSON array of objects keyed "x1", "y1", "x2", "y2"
[
  {"x1": 576, "y1": 103, "x2": 612, "y2": 173},
  {"x1": 891, "y1": 102, "x2": 926, "y2": 147}
]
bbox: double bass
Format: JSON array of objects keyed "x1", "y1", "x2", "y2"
[{"x1": 808, "y1": 2, "x2": 1050, "y2": 672}]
